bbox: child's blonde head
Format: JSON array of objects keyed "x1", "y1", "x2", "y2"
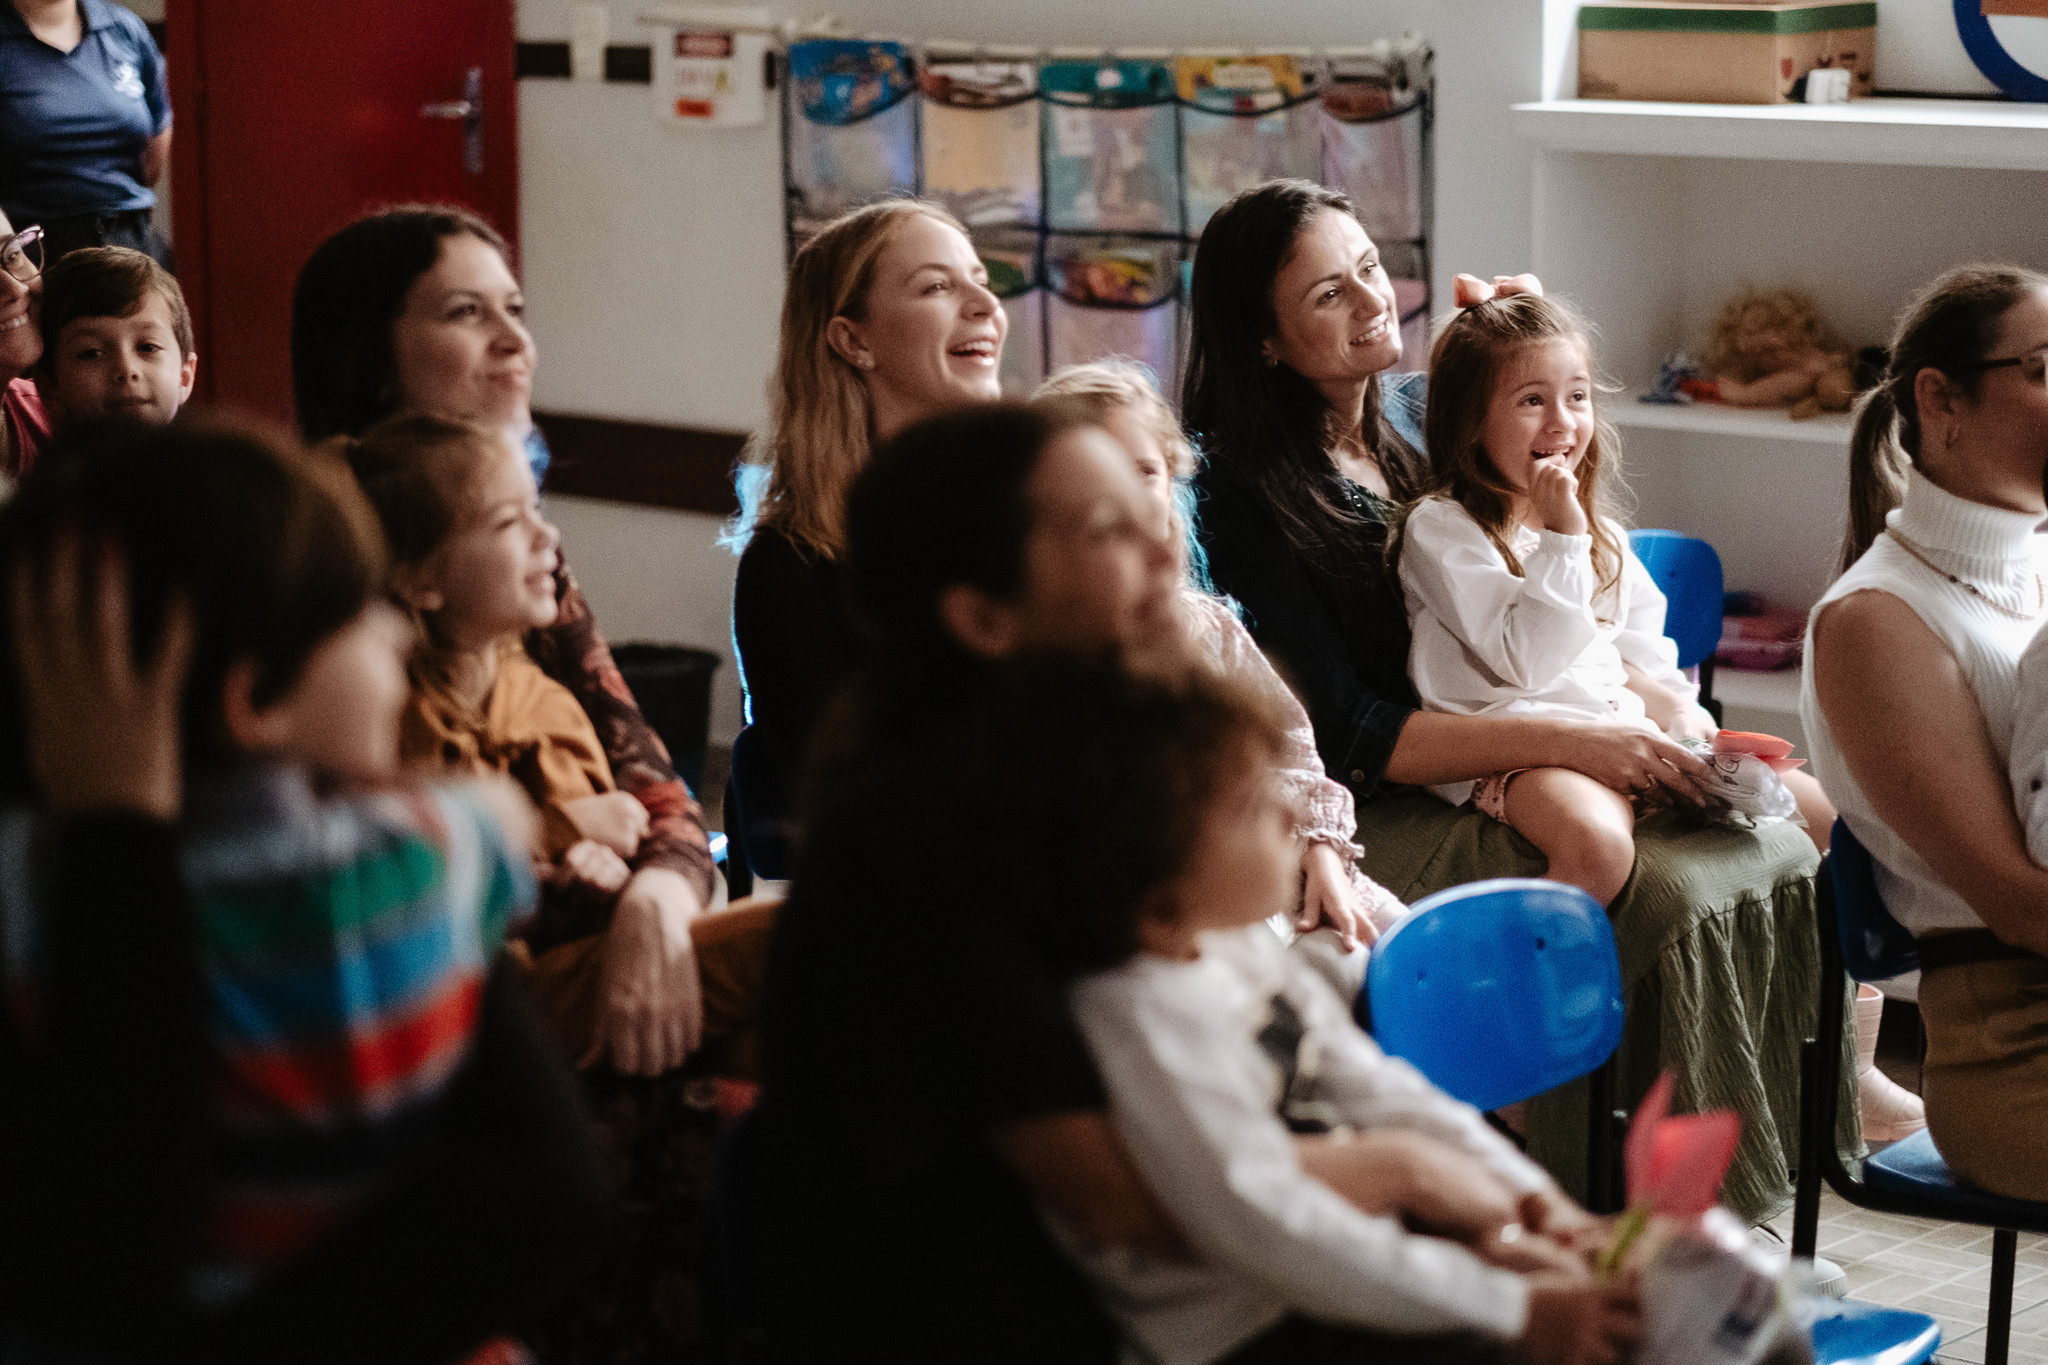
[
  {"x1": 1034, "y1": 360, "x2": 1195, "y2": 478},
  {"x1": 1420, "y1": 292, "x2": 1626, "y2": 606}
]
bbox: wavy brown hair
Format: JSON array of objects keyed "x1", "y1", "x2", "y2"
[
  {"x1": 735, "y1": 199, "x2": 970, "y2": 561},
  {"x1": 1411, "y1": 291, "x2": 1627, "y2": 614}
]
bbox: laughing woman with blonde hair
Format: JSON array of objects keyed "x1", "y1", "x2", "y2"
[{"x1": 730, "y1": 198, "x2": 1008, "y2": 798}]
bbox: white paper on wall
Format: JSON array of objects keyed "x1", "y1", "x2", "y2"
[{"x1": 653, "y1": 27, "x2": 770, "y2": 126}]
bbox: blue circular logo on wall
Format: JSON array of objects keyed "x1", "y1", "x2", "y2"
[{"x1": 1955, "y1": 0, "x2": 2048, "y2": 101}]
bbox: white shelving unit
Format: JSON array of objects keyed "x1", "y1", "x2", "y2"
[
  {"x1": 1512, "y1": 96, "x2": 2048, "y2": 172},
  {"x1": 1609, "y1": 389, "x2": 1851, "y2": 447},
  {"x1": 1520, "y1": 22, "x2": 2048, "y2": 760}
]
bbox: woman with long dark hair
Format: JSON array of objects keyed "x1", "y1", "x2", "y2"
[{"x1": 1186, "y1": 179, "x2": 1852, "y2": 1225}]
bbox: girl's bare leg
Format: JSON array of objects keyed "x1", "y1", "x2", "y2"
[
  {"x1": 1502, "y1": 767, "x2": 1638, "y2": 907},
  {"x1": 1780, "y1": 768, "x2": 1836, "y2": 853}
]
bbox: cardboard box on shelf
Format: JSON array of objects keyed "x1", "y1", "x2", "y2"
[{"x1": 1578, "y1": 1, "x2": 1876, "y2": 104}]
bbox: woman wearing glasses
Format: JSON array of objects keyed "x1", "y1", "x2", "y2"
[
  {"x1": 1805, "y1": 265, "x2": 2048, "y2": 1198},
  {"x1": 0, "y1": 210, "x2": 49, "y2": 481}
]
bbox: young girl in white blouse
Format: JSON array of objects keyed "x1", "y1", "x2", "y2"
[{"x1": 1397, "y1": 285, "x2": 1716, "y2": 907}]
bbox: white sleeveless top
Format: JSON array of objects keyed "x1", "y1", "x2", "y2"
[{"x1": 1801, "y1": 471, "x2": 2048, "y2": 935}]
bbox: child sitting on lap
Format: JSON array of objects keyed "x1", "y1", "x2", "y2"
[
  {"x1": 344, "y1": 411, "x2": 769, "y2": 1074},
  {"x1": 961, "y1": 653, "x2": 1638, "y2": 1365},
  {"x1": 1399, "y1": 288, "x2": 1722, "y2": 906},
  {"x1": 36, "y1": 246, "x2": 198, "y2": 428}
]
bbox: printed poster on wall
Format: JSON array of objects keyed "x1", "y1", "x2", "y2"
[{"x1": 654, "y1": 26, "x2": 770, "y2": 126}]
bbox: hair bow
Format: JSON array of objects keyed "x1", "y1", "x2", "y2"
[{"x1": 1453, "y1": 273, "x2": 1545, "y2": 308}]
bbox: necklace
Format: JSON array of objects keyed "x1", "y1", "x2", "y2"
[{"x1": 1885, "y1": 527, "x2": 2046, "y2": 620}]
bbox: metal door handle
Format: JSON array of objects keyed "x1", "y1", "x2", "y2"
[{"x1": 420, "y1": 67, "x2": 484, "y2": 176}]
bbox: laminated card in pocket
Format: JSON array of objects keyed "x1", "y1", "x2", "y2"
[
  {"x1": 786, "y1": 40, "x2": 919, "y2": 236},
  {"x1": 1040, "y1": 60, "x2": 1182, "y2": 235},
  {"x1": 921, "y1": 58, "x2": 1040, "y2": 229},
  {"x1": 1175, "y1": 54, "x2": 1322, "y2": 234}
]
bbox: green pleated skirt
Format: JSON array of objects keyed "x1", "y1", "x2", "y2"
[{"x1": 1355, "y1": 794, "x2": 1863, "y2": 1225}]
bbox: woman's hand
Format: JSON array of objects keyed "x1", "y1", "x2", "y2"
[
  {"x1": 1529, "y1": 460, "x2": 1588, "y2": 537},
  {"x1": 1557, "y1": 723, "x2": 1712, "y2": 806},
  {"x1": 580, "y1": 866, "x2": 705, "y2": 1076},
  {"x1": 1298, "y1": 842, "x2": 1377, "y2": 950},
  {"x1": 10, "y1": 534, "x2": 193, "y2": 820},
  {"x1": 562, "y1": 790, "x2": 649, "y2": 858}
]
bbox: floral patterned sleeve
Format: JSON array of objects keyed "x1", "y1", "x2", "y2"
[
  {"x1": 525, "y1": 565, "x2": 717, "y2": 907},
  {"x1": 1181, "y1": 590, "x2": 1406, "y2": 922}
]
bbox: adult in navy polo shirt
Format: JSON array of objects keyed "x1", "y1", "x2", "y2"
[{"x1": 0, "y1": 0, "x2": 173, "y2": 269}]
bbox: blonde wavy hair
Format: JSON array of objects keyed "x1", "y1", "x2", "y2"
[
  {"x1": 1033, "y1": 359, "x2": 1195, "y2": 478},
  {"x1": 735, "y1": 199, "x2": 970, "y2": 562}
]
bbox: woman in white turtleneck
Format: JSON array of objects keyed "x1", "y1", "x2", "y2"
[{"x1": 1804, "y1": 264, "x2": 2048, "y2": 1198}]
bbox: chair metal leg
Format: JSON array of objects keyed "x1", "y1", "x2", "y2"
[
  {"x1": 1587, "y1": 1055, "x2": 1621, "y2": 1214},
  {"x1": 1988, "y1": 1229, "x2": 2018, "y2": 1365},
  {"x1": 1792, "y1": 1038, "x2": 1825, "y2": 1260}
]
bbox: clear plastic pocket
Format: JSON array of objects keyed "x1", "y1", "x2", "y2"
[
  {"x1": 786, "y1": 40, "x2": 919, "y2": 233},
  {"x1": 1045, "y1": 234, "x2": 1183, "y2": 395},
  {"x1": 1319, "y1": 87, "x2": 1425, "y2": 245},
  {"x1": 1174, "y1": 55, "x2": 1322, "y2": 234},
  {"x1": 1041, "y1": 60, "x2": 1182, "y2": 234},
  {"x1": 973, "y1": 225, "x2": 1046, "y2": 394},
  {"x1": 921, "y1": 60, "x2": 1041, "y2": 229}
]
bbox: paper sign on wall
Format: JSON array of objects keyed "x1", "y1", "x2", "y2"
[{"x1": 653, "y1": 25, "x2": 768, "y2": 125}]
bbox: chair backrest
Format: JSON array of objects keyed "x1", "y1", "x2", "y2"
[
  {"x1": 728, "y1": 724, "x2": 792, "y2": 882},
  {"x1": 1827, "y1": 818, "x2": 1920, "y2": 982},
  {"x1": 1629, "y1": 529, "x2": 1725, "y2": 670},
  {"x1": 1365, "y1": 878, "x2": 1624, "y2": 1113}
]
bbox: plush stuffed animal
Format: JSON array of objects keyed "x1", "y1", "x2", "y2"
[{"x1": 1700, "y1": 287, "x2": 1857, "y2": 420}]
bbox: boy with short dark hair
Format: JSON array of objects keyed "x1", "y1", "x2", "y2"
[{"x1": 36, "y1": 244, "x2": 196, "y2": 426}]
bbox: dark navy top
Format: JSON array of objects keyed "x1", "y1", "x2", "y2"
[{"x1": 0, "y1": 0, "x2": 171, "y2": 224}]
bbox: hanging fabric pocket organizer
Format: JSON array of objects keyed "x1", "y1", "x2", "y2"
[
  {"x1": 1175, "y1": 54, "x2": 1323, "y2": 235},
  {"x1": 1038, "y1": 59, "x2": 1182, "y2": 392},
  {"x1": 785, "y1": 39, "x2": 920, "y2": 244},
  {"x1": 1319, "y1": 62, "x2": 1431, "y2": 372},
  {"x1": 1044, "y1": 234, "x2": 1183, "y2": 397}
]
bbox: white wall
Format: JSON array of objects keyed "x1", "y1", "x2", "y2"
[{"x1": 516, "y1": 0, "x2": 1546, "y2": 750}]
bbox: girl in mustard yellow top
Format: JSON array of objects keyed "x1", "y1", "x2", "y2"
[{"x1": 343, "y1": 412, "x2": 773, "y2": 1078}]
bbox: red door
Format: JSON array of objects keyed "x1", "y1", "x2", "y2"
[{"x1": 165, "y1": 0, "x2": 518, "y2": 426}]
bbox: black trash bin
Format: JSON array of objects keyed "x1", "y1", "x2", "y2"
[{"x1": 610, "y1": 643, "x2": 722, "y2": 796}]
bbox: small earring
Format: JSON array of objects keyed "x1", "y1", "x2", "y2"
[
  {"x1": 1261, "y1": 350, "x2": 1279, "y2": 369},
  {"x1": 859, "y1": 355, "x2": 876, "y2": 370}
]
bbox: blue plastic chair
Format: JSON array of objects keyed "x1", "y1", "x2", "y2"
[
  {"x1": 1629, "y1": 529, "x2": 1726, "y2": 721},
  {"x1": 1364, "y1": 878, "x2": 1626, "y2": 1203},
  {"x1": 1795, "y1": 819, "x2": 2048, "y2": 1365}
]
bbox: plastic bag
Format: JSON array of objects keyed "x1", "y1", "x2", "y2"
[
  {"x1": 786, "y1": 40, "x2": 918, "y2": 233},
  {"x1": 1678, "y1": 732, "x2": 1800, "y2": 824},
  {"x1": 1600, "y1": 1074, "x2": 1813, "y2": 1365}
]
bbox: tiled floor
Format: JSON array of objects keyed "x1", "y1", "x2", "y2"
[{"x1": 1762, "y1": 1189, "x2": 2048, "y2": 1364}]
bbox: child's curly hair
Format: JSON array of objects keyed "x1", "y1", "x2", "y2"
[
  {"x1": 951, "y1": 651, "x2": 1287, "y2": 974},
  {"x1": 1703, "y1": 287, "x2": 1838, "y2": 382}
]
